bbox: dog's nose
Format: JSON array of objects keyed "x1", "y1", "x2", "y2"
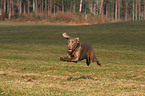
[
  {"x1": 68, "y1": 45, "x2": 70, "y2": 49},
  {"x1": 68, "y1": 45, "x2": 72, "y2": 49}
]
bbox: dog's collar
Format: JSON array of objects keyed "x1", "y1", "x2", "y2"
[{"x1": 68, "y1": 43, "x2": 80, "y2": 54}]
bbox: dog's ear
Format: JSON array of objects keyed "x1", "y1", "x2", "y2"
[
  {"x1": 62, "y1": 33, "x2": 70, "y2": 39},
  {"x1": 76, "y1": 38, "x2": 80, "y2": 43}
]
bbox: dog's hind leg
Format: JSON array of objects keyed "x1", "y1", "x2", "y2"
[
  {"x1": 86, "y1": 57, "x2": 91, "y2": 66},
  {"x1": 88, "y1": 49, "x2": 101, "y2": 66}
]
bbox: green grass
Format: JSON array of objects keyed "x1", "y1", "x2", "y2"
[{"x1": 0, "y1": 21, "x2": 145, "y2": 96}]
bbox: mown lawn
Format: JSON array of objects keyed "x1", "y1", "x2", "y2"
[{"x1": 0, "y1": 21, "x2": 145, "y2": 96}]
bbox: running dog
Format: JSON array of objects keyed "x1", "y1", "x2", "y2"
[{"x1": 60, "y1": 33, "x2": 101, "y2": 66}]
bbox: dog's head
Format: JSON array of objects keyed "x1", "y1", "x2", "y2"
[{"x1": 63, "y1": 33, "x2": 79, "y2": 53}]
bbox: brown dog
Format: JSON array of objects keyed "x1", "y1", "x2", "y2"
[{"x1": 60, "y1": 33, "x2": 101, "y2": 66}]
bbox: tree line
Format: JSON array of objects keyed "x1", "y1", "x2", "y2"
[{"x1": 0, "y1": 0, "x2": 145, "y2": 23}]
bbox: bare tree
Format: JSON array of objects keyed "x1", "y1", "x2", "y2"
[
  {"x1": 111, "y1": 1, "x2": 114, "y2": 20},
  {"x1": 36, "y1": 0, "x2": 38, "y2": 15},
  {"x1": 45, "y1": 0, "x2": 47, "y2": 17},
  {"x1": 23, "y1": 1, "x2": 26, "y2": 15},
  {"x1": 62, "y1": 0, "x2": 64, "y2": 12},
  {"x1": 105, "y1": 3, "x2": 107, "y2": 18},
  {"x1": 50, "y1": 0, "x2": 52, "y2": 13},
  {"x1": 135, "y1": 0, "x2": 138, "y2": 21},
  {"x1": 7, "y1": 0, "x2": 9, "y2": 14},
  {"x1": 45, "y1": 0, "x2": 47, "y2": 12},
  {"x1": 94, "y1": 3, "x2": 96, "y2": 15},
  {"x1": 79, "y1": 0, "x2": 82, "y2": 12},
  {"x1": 144, "y1": 0, "x2": 145, "y2": 20},
  {"x1": 115, "y1": 0, "x2": 118, "y2": 21},
  {"x1": 118, "y1": 0, "x2": 120, "y2": 20},
  {"x1": 73, "y1": 0, "x2": 76, "y2": 13},
  {"x1": 12, "y1": 0, "x2": 14, "y2": 16},
  {"x1": 138, "y1": 0, "x2": 141, "y2": 20},
  {"x1": 9, "y1": 0, "x2": 12, "y2": 20},
  {"x1": 0, "y1": 0, "x2": 2, "y2": 17},
  {"x1": 70, "y1": 0, "x2": 72, "y2": 13},
  {"x1": 54, "y1": 0, "x2": 55, "y2": 14},
  {"x1": 4, "y1": 0, "x2": 6, "y2": 13},
  {"x1": 17, "y1": 0, "x2": 19, "y2": 13},
  {"x1": 28, "y1": 0, "x2": 30, "y2": 14},
  {"x1": 42, "y1": 0, "x2": 44, "y2": 14},
  {"x1": 133, "y1": 0, "x2": 135, "y2": 21},
  {"x1": 33, "y1": 0, "x2": 35, "y2": 12},
  {"x1": 90, "y1": 2, "x2": 92, "y2": 13},
  {"x1": 125, "y1": 1, "x2": 128, "y2": 21},
  {"x1": 48, "y1": 0, "x2": 50, "y2": 14},
  {"x1": 19, "y1": 0, "x2": 22, "y2": 15},
  {"x1": 100, "y1": 0, "x2": 104, "y2": 17}
]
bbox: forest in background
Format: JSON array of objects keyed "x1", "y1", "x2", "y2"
[{"x1": 0, "y1": 0, "x2": 145, "y2": 24}]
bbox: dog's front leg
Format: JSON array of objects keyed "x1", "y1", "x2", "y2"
[
  {"x1": 60, "y1": 53, "x2": 71, "y2": 61},
  {"x1": 70, "y1": 57, "x2": 79, "y2": 63},
  {"x1": 70, "y1": 50, "x2": 80, "y2": 63},
  {"x1": 62, "y1": 53, "x2": 79, "y2": 62}
]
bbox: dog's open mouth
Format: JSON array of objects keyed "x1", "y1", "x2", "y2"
[{"x1": 68, "y1": 49, "x2": 73, "y2": 52}]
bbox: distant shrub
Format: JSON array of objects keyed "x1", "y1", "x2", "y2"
[
  {"x1": 6, "y1": 11, "x2": 112, "y2": 25},
  {"x1": 49, "y1": 11, "x2": 76, "y2": 23}
]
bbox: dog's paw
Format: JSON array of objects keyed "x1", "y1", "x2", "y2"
[{"x1": 60, "y1": 57, "x2": 65, "y2": 61}]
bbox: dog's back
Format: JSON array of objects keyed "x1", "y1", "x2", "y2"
[{"x1": 79, "y1": 42, "x2": 97, "y2": 62}]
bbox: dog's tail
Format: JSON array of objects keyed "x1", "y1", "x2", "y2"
[
  {"x1": 97, "y1": 60, "x2": 101, "y2": 66},
  {"x1": 95, "y1": 57, "x2": 101, "y2": 66},
  {"x1": 91, "y1": 56, "x2": 101, "y2": 66}
]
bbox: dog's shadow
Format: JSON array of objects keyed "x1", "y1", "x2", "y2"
[{"x1": 67, "y1": 76, "x2": 98, "y2": 81}]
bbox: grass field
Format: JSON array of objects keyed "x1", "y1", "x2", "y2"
[{"x1": 0, "y1": 21, "x2": 145, "y2": 96}]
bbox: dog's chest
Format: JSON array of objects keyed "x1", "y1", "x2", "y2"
[{"x1": 68, "y1": 45, "x2": 81, "y2": 57}]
